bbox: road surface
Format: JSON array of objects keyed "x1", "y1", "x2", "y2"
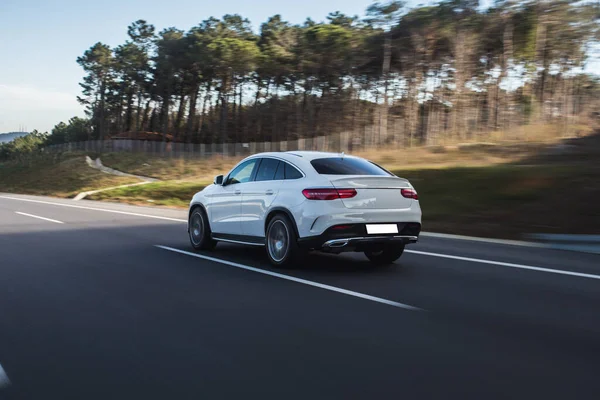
[{"x1": 0, "y1": 193, "x2": 599, "y2": 399}]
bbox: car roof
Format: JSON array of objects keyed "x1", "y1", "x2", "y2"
[{"x1": 249, "y1": 151, "x2": 359, "y2": 162}]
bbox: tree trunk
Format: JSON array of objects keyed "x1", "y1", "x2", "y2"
[
  {"x1": 161, "y1": 81, "x2": 171, "y2": 145},
  {"x1": 272, "y1": 80, "x2": 280, "y2": 145},
  {"x1": 253, "y1": 78, "x2": 263, "y2": 144},
  {"x1": 198, "y1": 81, "x2": 212, "y2": 141},
  {"x1": 232, "y1": 80, "x2": 238, "y2": 144},
  {"x1": 452, "y1": 30, "x2": 466, "y2": 139},
  {"x1": 535, "y1": 7, "x2": 548, "y2": 121},
  {"x1": 125, "y1": 89, "x2": 134, "y2": 132},
  {"x1": 380, "y1": 32, "x2": 392, "y2": 145},
  {"x1": 220, "y1": 91, "x2": 228, "y2": 146},
  {"x1": 115, "y1": 90, "x2": 124, "y2": 135},
  {"x1": 174, "y1": 92, "x2": 186, "y2": 142},
  {"x1": 136, "y1": 91, "x2": 143, "y2": 132},
  {"x1": 186, "y1": 80, "x2": 201, "y2": 143},
  {"x1": 238, "y1": 80, "x2": 243, "y2": 143},
  {"x1": 141, "y1": 99, "x2": 152, "y2": 131},
  {"x1": 502, "y1": 16, "x2": 514, "y2": 133},
  {"x1": 99, "y1": 77, "x2": 107, "y2": 141}
]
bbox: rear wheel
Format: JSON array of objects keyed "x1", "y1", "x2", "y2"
[
  {"x1": 364, "y1": 244, "x2": 405, "y2": 266},
  {"x1": 189, "y1": 207, "x2": 217, "y2": 251},
  {"x1": 266, "y1": 214, "x2": 305, "y2": 268}
]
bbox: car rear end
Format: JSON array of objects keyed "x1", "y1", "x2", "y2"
[{"x1": 294, "y1": 156, "x2": 422, "y2": 253}]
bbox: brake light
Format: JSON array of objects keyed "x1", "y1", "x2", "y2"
[
  {"x1": 302, "y1": 188, "x2": 357, "y2": 200},
  {"x1": 401, "y1": 188, "x2": 418, "y2": 200}
]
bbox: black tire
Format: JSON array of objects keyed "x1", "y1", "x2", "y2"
[
  {"x1": 265, "y1": 214, "x2": 305, "y2": 268},
  {"x1": 189, "y1": 207, "x2": 217, "y2": 251},
  {"x1": 364, "y1": 244, "x2": 405, "y2": 266}
]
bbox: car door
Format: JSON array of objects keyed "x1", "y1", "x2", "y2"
[
  {"x1": 207, "y1": 158, "x2": 259, "y2": 235},
  {"x1": 241, "y1": 158, "x2": 284, "y2": 238}
]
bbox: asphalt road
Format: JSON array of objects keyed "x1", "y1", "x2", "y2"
[{"x1": 0, "y1": 193, "x2": 599, "y2": 399}]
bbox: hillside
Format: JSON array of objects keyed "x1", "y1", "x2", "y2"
[{"x1": 0, "y1": 132, "x2": 29, "y2": 143}]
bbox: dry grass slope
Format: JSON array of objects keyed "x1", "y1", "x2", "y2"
[{"x1": 0, "y1": 153, "x2": 138, "y2": 198}]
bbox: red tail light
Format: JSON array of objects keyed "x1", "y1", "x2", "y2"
[
  {"x1": 401, "y1": 188, "x2": 419, "y2": 200},
  {"x1": 302, "y1": 188, "x2": 357, "y2": 200}
]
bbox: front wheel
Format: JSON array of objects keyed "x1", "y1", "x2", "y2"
[
  {"x1": 364, "y1": 244, "x2": 405, "y2": 266},
  {"x1": 266, "y1": 214, "x2": 305, "y2": 268},
  {"x1": 189, "y1": 207, "x2": 217, "y2": 251}
]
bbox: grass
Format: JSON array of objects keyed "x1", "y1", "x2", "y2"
[
  {"x1": 88, "y1": 180, "x2": 208, "y2": 207},
  {"x1": 0, "y1": 153, "x2": 138, "y2": 198},
  {"x1": 393, "y1": 165, "x2": 600, "y2": 238},
  {"x1": 394, "y1": 165, "x2": 558, "y2": 220},
  {"x1": 100, "y1": 152, "x2": 239, "y2": 182}
]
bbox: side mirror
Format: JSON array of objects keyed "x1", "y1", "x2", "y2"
[{"x1": 214, "y1": 175, "x2": 224, "y2": 185}]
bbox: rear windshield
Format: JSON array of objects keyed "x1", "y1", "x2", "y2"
[{"x1": 310, "y1": 158, "x2": 391, "y2": 176}]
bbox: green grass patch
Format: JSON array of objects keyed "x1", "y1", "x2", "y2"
[
  {"x1": 392, "y1": 165, "x2": 566, "y2": 221},
  {"x1": 88, "y1": 180, "x2": 208, "y2": 207}
]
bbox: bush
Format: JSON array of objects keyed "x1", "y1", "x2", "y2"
[
  {"x1": 0, "y1": 130, "x2": 48, "y2": 162},
  {"x1": 46, "y1": 117, "x2": 93, "y2": 145}
]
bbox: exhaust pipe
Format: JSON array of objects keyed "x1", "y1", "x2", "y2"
[{"x1": 323, "y1": 239, "x2": 350, "y2": 251}]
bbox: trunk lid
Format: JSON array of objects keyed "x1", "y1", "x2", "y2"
[{"x1": 327, "y1": 175, "x2": 414, "y2": 209}]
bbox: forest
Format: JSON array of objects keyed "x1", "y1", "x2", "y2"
[{"x1": 50, "y1": 0, "x2": 600, "y2": 147}]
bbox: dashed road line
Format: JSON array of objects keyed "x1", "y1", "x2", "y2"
[
  {"x1": 0, "y1": 196, "x2": 186, "y2": 223},
  {"x1": 156, "y1": 245, "x2": 424, "y2": 311},
  {"x1": 405, "y1": 249, "x2": 600, "y2": 280},
  {"x1": 15, "y1": 211, "x2": 64, "y2": 224}
]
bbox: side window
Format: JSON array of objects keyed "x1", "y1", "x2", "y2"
[
  {"x1": 284, "y1": 163, "x2": 303, "y2": 180},
  {"x1": 226, "y1": 159, "x2": 258, "y2": 185},
  {"x1": 273, "y1": 161, "x2": 285, "y2": 180},
  {"x1": 255, "y1": 158, "x2": 280, "y2": 182}
]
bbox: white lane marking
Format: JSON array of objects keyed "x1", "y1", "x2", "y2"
[
  {"x1": 0, "y1": 196, "x2": 186, "y2": 223},
  {"x1": 420, "y1": 232, "x2": 546, "y2": 248},
  {"x1": 405, "y1": 249, "x2": 600, "y2": 280},
  {"x1": 0, "y1": 362, "x2": 10, "y2": 388},
  {"x1": 15, "y1": 211, "x2": 64, "y2": 224},
  {"x1": 156, "y1": 245, "x2": 423, "y2": 312}
]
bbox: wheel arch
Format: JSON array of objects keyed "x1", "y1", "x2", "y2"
[
  {"x1": 188, "y1": 203, "x2": 209, "y2": 232},
  {"x1": 265, "y1": 207, "x2": 300, "y2": 238}
]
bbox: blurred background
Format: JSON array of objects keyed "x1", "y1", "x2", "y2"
[{"x1": 1, "y1": 0, "x2": 599, "y2": 241}]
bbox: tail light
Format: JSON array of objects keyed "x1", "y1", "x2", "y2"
[
  {"x1": 302, "y1": 188, "x2": 357, "y2": 200},
  {"x1": 401, "y1": 188, "x2": 418, "y2": 200}
]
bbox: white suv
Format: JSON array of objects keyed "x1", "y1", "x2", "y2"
[{"x1": 188, "y1": 151, "x2": 422, "y2": 267}]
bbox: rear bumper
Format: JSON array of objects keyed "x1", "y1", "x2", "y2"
[
  {"x1": 290, "y1": 198, "x2": 422, "y2": 238},
  {"x1": 298, "y1": 222, "x2": 421, "y2": 253}
]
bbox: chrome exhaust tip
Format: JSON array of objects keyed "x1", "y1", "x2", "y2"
[{"x1": 322, "y1": 239, "x2": 350, "y2": 251}]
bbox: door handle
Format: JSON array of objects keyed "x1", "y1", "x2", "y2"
[
  {"x1": 265, "y1": 190, "x2": 274, "y2": 195},
  {"x1": 235, "y1": 190, "x2": 241, "y2": 195}
]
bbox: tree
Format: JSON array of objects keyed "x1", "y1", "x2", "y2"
[
  {"x1": 77, "y1": 42, "x2": 113, "y2": 140},
  {"x1": 208, "y1": 16, "x2": 260, "y2": 145},
  {"x1": 153, "y1": 28, "x2": 185, "y2": 141},
  {"x1": 70, "y1": 1, "x2": 600, "y2": 150},
  {"x1": 366, "y1": 1, "x2": 405, "y2": 144}
]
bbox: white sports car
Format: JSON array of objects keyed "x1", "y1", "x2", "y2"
[{"x1": 188, "y1": 151, "x2": 422, "y2": 267}]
